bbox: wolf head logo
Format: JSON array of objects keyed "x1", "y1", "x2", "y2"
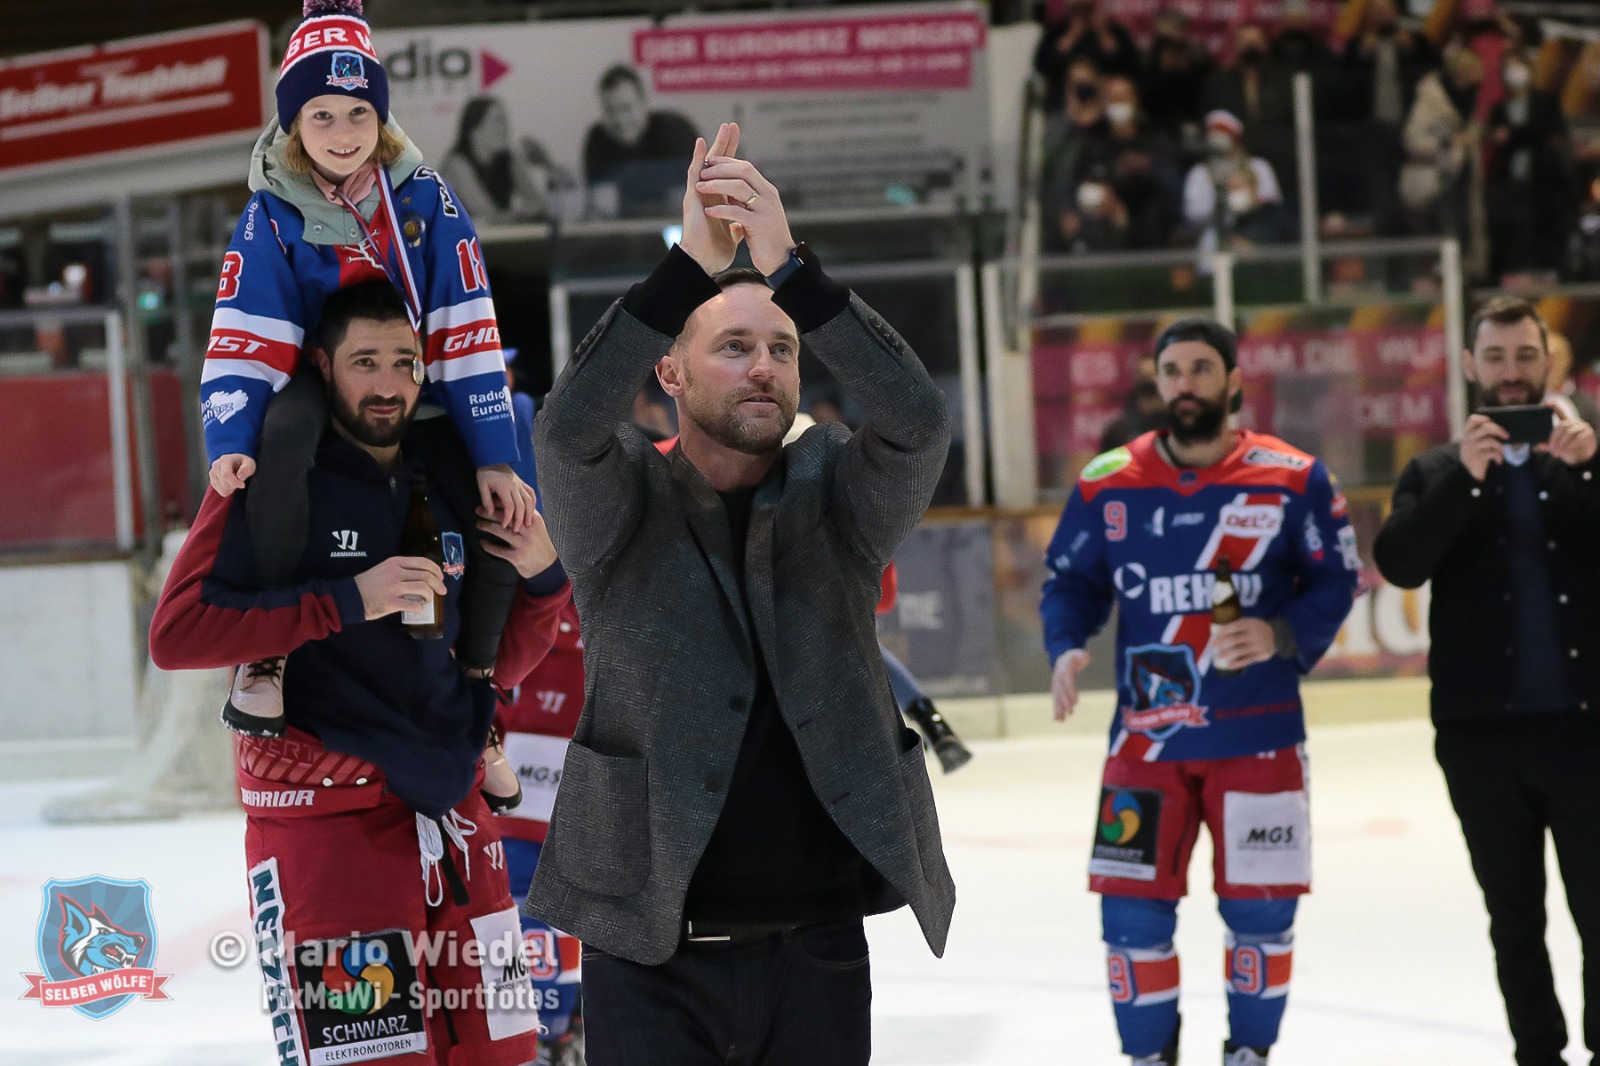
[
  {"x1": 58, "y1": 895, "x2": 145, "y2": 976},
  {"x1": 1134, "y1": 662, "x2": 1189, "y2": 709}
]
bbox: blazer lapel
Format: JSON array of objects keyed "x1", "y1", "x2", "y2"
[
  {"x1": 744, "y1": 466, "x2": 785, "y2": 689},
  {"x1": 670, "y1": 449, "x2": 754, "y2": 649}
]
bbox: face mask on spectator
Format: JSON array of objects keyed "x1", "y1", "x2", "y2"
[
  {"x1": 1072, "y1": 81, "x2": 1098, "y2": 103},
  {"x1": 1077, "y1": 182, "x2": 1109, "y2": 212},
  {"x1": 1504, "y1": 64, "x2": 1531, "y2": 90},
  {"x1": 1106, "y1": 101, "x2": 1136, "y2": 125},
  {"x1": 1238, "y1": 46, "x2": 1265, "y2": 65},
  {"x1": 1227, "y1": 187, "x2": 1255, "y2": 214},
  {"x1": 1207, "y1": 130, "x2": 1237, "y2": 154}
]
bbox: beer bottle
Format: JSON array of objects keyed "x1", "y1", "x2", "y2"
[
  {"x1": 399, "y1": 471, "x2": 445, "y2": 640},
  {"x1": 1211, "y1": 558, "x2": 1242, "y2": 676}
]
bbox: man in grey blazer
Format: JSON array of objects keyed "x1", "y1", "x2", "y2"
[{"x1": 527, "y1": 121, "x2": 956, "y2": 1064}]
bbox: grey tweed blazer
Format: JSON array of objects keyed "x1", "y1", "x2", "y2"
[{"x1": 525, "y1": 273, "x2": 956, "y2": 966}]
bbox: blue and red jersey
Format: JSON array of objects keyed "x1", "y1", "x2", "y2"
[
  {"x1": 200, "y1": 165, "x2": 517, "y2": 468},
  {"x1": 1041, "y1": 430, "x2": 1360, "y2": 762}
]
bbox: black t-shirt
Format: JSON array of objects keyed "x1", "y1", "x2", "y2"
[{"x1": 682, "y1": 487, "x2": 888, "y2": 924}]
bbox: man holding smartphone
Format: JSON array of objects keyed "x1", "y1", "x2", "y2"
[{"x1": 1375, "y1": 295, "x2": 1600, "y2": 1066}]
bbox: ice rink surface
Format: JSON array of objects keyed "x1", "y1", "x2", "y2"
[{"x1": 0, "y1": 716, "x2": 1584, "y2": 1065}]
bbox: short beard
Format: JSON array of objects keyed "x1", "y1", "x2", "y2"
[
  {"x1": 329, "y1": 384, "x2": 414, "y2": 448},
  {"x1": 1167, "y1": 391, "x2": 1229, "y2": 445},
  {"x1": 681, "y1": 370, "x2": 797, "y2": 456},
  {"x1": 1476, "y1": 381, "x2": 1544, "y2": 409}
]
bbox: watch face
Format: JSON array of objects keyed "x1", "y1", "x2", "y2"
[{"x1": 792, "y1": 241, "x2": 814, "y2": 265}]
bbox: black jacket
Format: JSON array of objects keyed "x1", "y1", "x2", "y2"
[{"x1": 1373, "y1": 442, "x2": 1600, "y2": 723}]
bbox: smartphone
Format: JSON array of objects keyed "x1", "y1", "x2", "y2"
[{"x1": 1484, "y1": 404, "x2": 1555, "y2": 445}]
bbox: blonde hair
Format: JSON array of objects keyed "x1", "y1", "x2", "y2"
[{"x1": 281, "y1": 117, "x2": 404, "y2": 176}]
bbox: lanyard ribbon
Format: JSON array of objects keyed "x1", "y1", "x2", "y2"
[{"x1": 337, "y1": 167, "x2": 424, "y2": 336}]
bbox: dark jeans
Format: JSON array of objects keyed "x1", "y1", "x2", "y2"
[
  {"x1": 580, "y1": 919, "x2": 872, "y2": 1066},
  {"x1": 245, "y1": 366, "x2": 520, "y2": 670},
  {"x1": 1436, "y1": 714, "x2": 1600, "y2": 1066}
]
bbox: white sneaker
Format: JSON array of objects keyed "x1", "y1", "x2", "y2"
[
  {"x1": 1223, "y1": 1044, "x2": 1269, "y2": 1066},
  {"x1": 220, "y1": 659, "x2": 286, "y2": 737}
]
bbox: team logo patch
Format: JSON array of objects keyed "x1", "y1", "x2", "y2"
[
  {"x1": 401, "y1": 213, "x2": 426, "y2": 247},
  {"x1": 442, "y1": 532, "x2": 465, "y2": 579},
  {"x1": 21, "y1": 877, "x2": 171, "y2": 1019},
  {"x1": 1122, "y1": 643, "x2": 1209, "y2": 737},
  {"x1": 1082, "y1": 446, "x2": 1133, "y2": 482},
  {"x1": 326, "y1": 52, "x2": 370, "y2": 91},
  {"x1": 1242, "y1": 446, "x2": 1311, "y2": 471},
  {"x1": 292, "y1": 930, "x2": 428, "y2": 1064},
  {"x1": 1089, "y1": 787, "x2": 1163, "y2": 882}
]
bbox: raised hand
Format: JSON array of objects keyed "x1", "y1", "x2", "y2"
[
  {"x1": 698, "y1": 149, "x2": 796, "y2": 276},
  {"x1": 679, "y1": 122, "x2": 744, "y2": 275}
]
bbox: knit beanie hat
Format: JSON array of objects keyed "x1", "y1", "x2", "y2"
[{"x1": 275, "y1": 0, "x2": 389, "y2": 131}]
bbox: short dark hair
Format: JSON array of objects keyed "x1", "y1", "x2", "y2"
[
  {"x1": 598, "y1": 64, "x2": 644, "y2": 96},
  {"x1": 1469, "y1": 295, "x2": 1548, "y2": 353},
  {"x1": 1153, "y1": 315, "x2": 1237, "y2": 371},
  {"x1": 316, "y1": 281, "x2": 413, "y2": 354},
  {"x1": 710, "y1": 267, "x2": 768, "y2": 291}
]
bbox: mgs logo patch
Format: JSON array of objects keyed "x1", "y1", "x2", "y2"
[{"x1": 20, "y1": 876, "x2": 171, "y2": 1019}]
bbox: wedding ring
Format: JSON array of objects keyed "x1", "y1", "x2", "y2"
[{"x1": 742, "y1": 192, "x2": 759, "y2": 208}]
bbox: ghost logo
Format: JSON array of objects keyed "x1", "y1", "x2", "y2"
[
  {"x1": 1121, "y1": 644, "x2": 1209, "y2": 737},
  {"x1": 327, "y1": 52, "x2": 370, "y2": 91}
]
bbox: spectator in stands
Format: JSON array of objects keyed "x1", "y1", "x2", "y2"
[
  {"x1": 1343, "y1": 0, "x2": 1438, "y2": 124},
  {"x1": 1182, "y1": 110, "x2": 1284, "y2": 255},
  {"x1": 1032, "y1": 0, "x2": 1140, "y2": 112},
  {"x1": 1338, "y1": 0, "x2": 1438, "y2": 235},
  {"x1": 1222, "y1": 166, "x2": 1298, "y2": 250},
  {"x1": 1548, "y1": 331, "x2": 1600, "y2": 427},
  {"x1": 1270, "y1": 0, "x2": 1335, "y2": 77},
  {"x1": 1567, "y1": 169, "x2": 1600, "y2": 281},
  {"x1": 440, "y1": 96, "x2": 550, "y2": 225},
  {"x1": 1204, "y1": 23, "x2": 1297, "y2": 182},
  {"x1": 1040, "y1": 59, "x2": 1109, "y2": 251},
  {"x1": 1205, "y1": 25, "x2": 1296, "y2": 132},
  {"x1": 1487, "y1": 50, "x2": 1573, "y2": 281},
  {"x1": 582, "y1": 64, "x2": 699, "y2": 218},
  {"x1": 1454, "y1": 0, "x2": 1521, "y2": 122},
  {"x1": 1053, "y1": 163, "x2": 1130, "y2": 253},
  {"x1": 1098, "y1": 351, "x2": 1166, "y2": 451},
  {"x1": 1138, "y1": 10, "x2": 1211, "y2": 147},
  {"x1": 1080, "y1": 76, "x2": 1182, "y2": 249},
  {"x1": 1400, "y1": 47, "x2": 1487, "y2": 274}
]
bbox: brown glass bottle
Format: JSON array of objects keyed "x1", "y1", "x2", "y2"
[
  {"x1": 399, "y1": 471, "x2": 446, "y2": 640},
  {"x1": 1211, "y1": 558, "x2": 1242, "y2": 676}
]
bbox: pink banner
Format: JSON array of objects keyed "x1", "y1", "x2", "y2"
[
  {"x1": 21, "y1": 968, "x2": 171, "y2": 1006},
  {"x1": 634, "y1": 12, "x2": 986, "y2": 93}
]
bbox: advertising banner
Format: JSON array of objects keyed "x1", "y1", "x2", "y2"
[
  {"x1": 0, "y1": 21, "x2": 269, "y2": 176},
  {"x1": 373, "y1": 2, "x2": 989, "y2": 224}
]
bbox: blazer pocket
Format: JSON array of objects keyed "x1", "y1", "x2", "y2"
[
  {"x1": 549, "y1": 742, "x2": 650, "y2": 898},
  {"x1": 898, "y1": 743, "x2": 947, "y2": 884}
]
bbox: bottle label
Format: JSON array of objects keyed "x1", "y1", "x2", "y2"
[
  {"x1": 1213, "y1": 583, "x2": 1236, "y2": 606},
  {"x1": 402, "y1": 601, "x2": 436, "y2": 626}
]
